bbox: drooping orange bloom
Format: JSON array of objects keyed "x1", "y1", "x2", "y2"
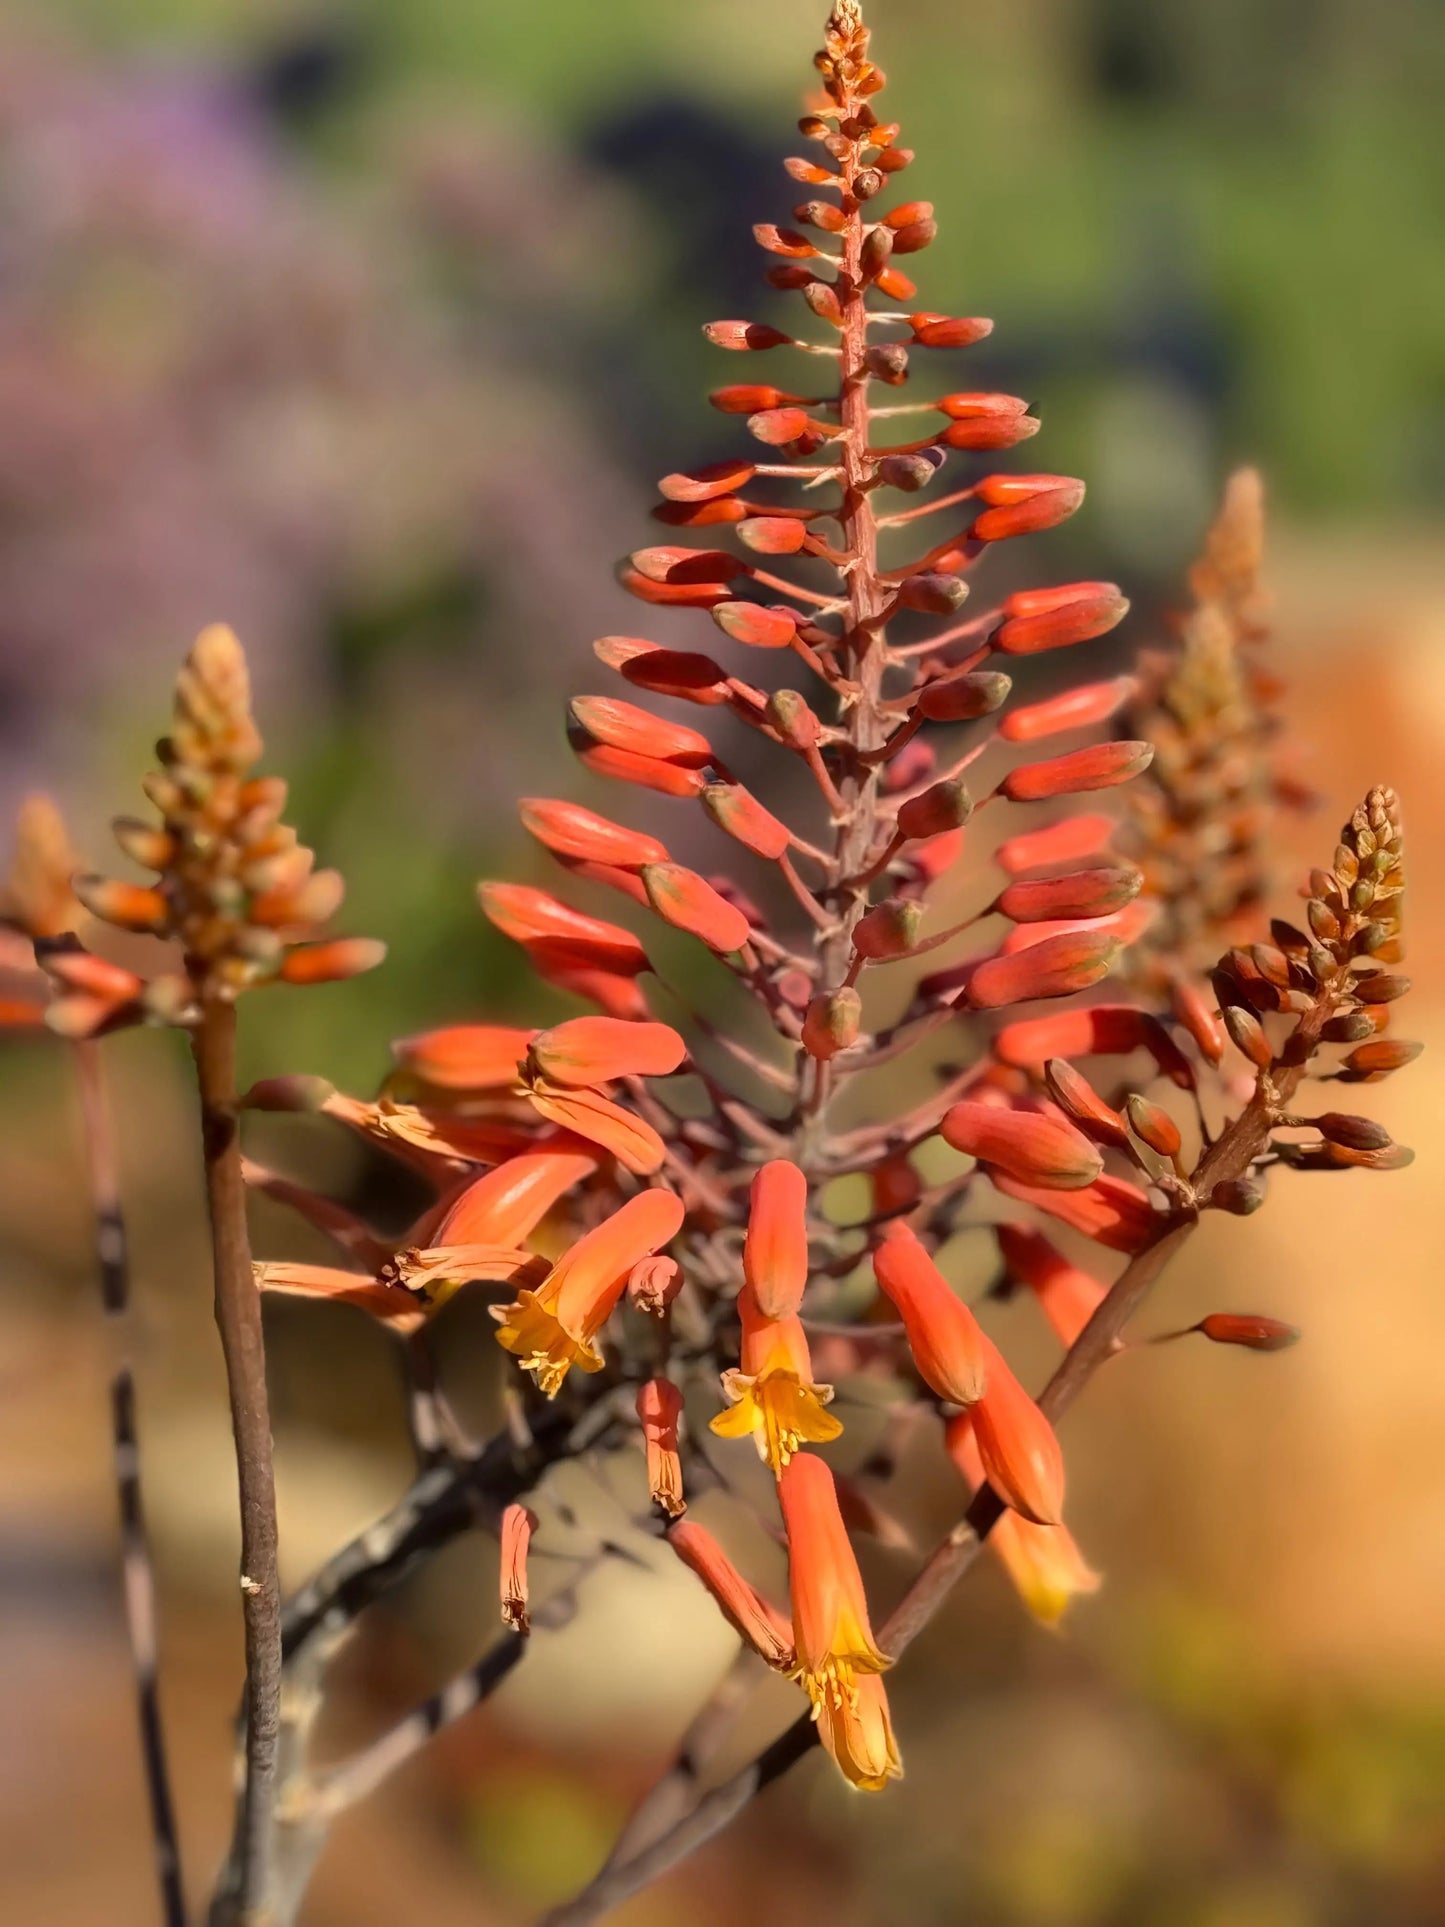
[
  {"x1": 493, "y1": 1188, "x2": 684, "y2": 1396},
  {"x1": 709, "y1": 1285, "x2": 842, "y2": 1473},
  {"x1": 390, "y1": 1023, "x2": 537, "y2": 1090},
  {"x1": 432, "y1": 1139, "x2": 599, "y2": 1249},
  {"x1": 743, "y1": 1159, "x2": 809, "y2": 1320},
  {"x1": 500, "y1": 1503, "x2": 538, "y2": 1634},
  {"x1": 636, "y1": 1377, "x2": 686, "y2": 1517},
  {"x1": 668, "y1": 1520, "x2": 794, "y2": 1669},
  {"x1": 945, "y1": 1414, "x2": 1099, "y2": 1627},
  {"x1": 778, "y1": 1452, "x2": 901, "y2": 1791},
  {"x1": 870, "y1": 1221, "x2": 987, "y2": 1407},
  {"x1": 970, "y1": 1335, "x2": 1066, "y2": 1527}
]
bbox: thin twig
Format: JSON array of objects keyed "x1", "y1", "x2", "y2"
[{"x1": 74, "y1": 1038, "x2": 187, "y2": 1927}]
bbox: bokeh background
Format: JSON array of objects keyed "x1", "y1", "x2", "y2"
[{"x1": 1, "y1": 1, "x2": 1442, "y2": 1922}]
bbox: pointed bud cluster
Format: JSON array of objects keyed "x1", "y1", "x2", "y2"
[{"x1": 67, "y1": 626, "x2": 383, "y2": 1014}]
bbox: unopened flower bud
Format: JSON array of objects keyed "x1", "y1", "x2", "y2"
[
  {"x1": 940, "y1": 1101, "x2": 1103, "y2": 1190},
  {"x1": 916, "y1": 670, "x2": 1010, "y2": 724},
  {"x1": 1196, "y1": 1313, "x2": 1300, "y2": 1353},
  {"x1": 1210, "y1": 1177, "x2": 1266, "y2": 1215},
  {"x1": 896, "y1": 779, "x2": 972, "y2": 840},
  {"x1": 853, "y1": 897, "x2": 924, "y2": 961},
  {"x1": 803, "y1": 986, "x2": 862, "y2": 1059},
  {"x1": 766, "y1": 689, "x2": 822, "y2": 751},
  {"x1": 1125, "y1": 1094, "x2": 1182, "y2": 1160},
  {"x1": 897, "y1": 572, "x2": 968, "y2": 615}
]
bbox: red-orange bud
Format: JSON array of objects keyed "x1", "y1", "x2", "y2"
[
  {"x1": 701, "y1": 782, "x2": 792, "y2": 859},
  {"x1": 940, "y1": 1101, "x2": 1103, "y2": 1190},
  {"x1": 704, "y1": 320, "x2": 793, "y2": 352},
  {"x1": 519, "y1": 797, "x2": 667, "y2": 870},
  {"x1": 803, "y1": 986, "x2": 863, "y2": 1060},
  {"x1": 996, "y1": 814, "x2": 1115, "y2": 876},
  {"x1": 970, "y1": 474, "x2": 1085, "y2": 542},
  {"x1": 1125, "y1": 1094, "x2": 1182, "y2": 1159},
  {"x1": 479, "y1": 884, "x2": 649, "y2": 976},
  {"x1": 277, "y1": 938, "x2": 387, "y2": 986},
  {"x1": 994, "y1": 582, "x2": 1129, "y2": 654},
  {"x1": 872, "y1": 1222, "x2": 987, "y2": 1407},
  {"x1": 910, "y1": 313, "x2": 993, "y2": 348},
  {"x1": 966, "y1": 931, "x2": 1121, "y2": 1009},
  {"x1": 527, "y1": 1015, "x2": 685, "y2": 1088},
  {"x1": 1001, "y1": 741, "x2": 1153, "y2": 802},
  {"x1": 853, "y1": 897, "x2": 924, "y2": 961},
  {"x1": 657, "y1": 459, "x2": 756, "y2": 503},
  {"x1": 617, "y1": 646, "x2": 730, "y2": 705},
  {"x1": 996, "y1": 866, "x2": 1142, "y2": 925},
  {"x1": 641, "y1": 863, "x2": 751, "y2": 954},
  {"x1": 999, "y1": 676, "x2": 1138, "y2": 744},
  {"x1": 896, "y1": 778, "x2": 973, "y2": 840},
  {"x1": 392, "y1": 1023, "x2": 536, "y2": 1090},
  {"x1": 1196, "y1": 1313, "x2": 1301, "y2": 1353},
  {"x1": 737, "y1": 516, "x2": 809, "y2": 555},
  {"x1": 709, "y1": 383, "x2": 800, "y2": 414},
  {"x1": 711, "y1": 601, "x2": 798, "y2": 649},
  {"x1": 745, "y1": 1160, "x2": 810, "y2": 1321},
  {"x1": 568, "y1": 696, "x2": 713, "y2": 768},
  {"x1": 916, "y1": 669, "x2": 1011, "y2": 723},
  {"x1": 970, "y1": 1337, "x2": 1066, "y2": 1526}
]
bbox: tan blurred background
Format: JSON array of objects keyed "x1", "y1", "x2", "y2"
[{"x1": 1, "y1": 1, "x2": 1442, "y2": 1923}]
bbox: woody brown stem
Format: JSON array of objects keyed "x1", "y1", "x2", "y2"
[{"x1": 193, "y1": 1001, "x2": 282, "y2": 1925}]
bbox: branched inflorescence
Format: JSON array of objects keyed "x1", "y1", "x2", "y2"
[{"x1": 1, "y1": 6, "x2": 1419, "y2": 1922}]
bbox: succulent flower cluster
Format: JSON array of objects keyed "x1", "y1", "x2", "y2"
[{"x1": 0, "y1": 3, "x2": 1420, "y2": 1919}]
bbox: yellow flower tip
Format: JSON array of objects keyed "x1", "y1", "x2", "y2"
[
  {"x1": 811, "y1": 1671, "x2": 902, "y2": 1792},
  {"x1": 492, "y1": 1289, "x2": 603, "y2": 1397},
  {"x1": 709, "y1": 1366, "x2": 843, "y2": 1474}
]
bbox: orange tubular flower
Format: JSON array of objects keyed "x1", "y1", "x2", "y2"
[
  {"x1": 432, "y1": 1140, "x2": 599, "y2": 1249},
  {"x1": 391, "y1": 1023, "x2": 536, "y2": 1090},
  {"x1": 970, "y1": 1335, "x2": 1066, "y2": 1527},
  {"x1": 994, "y1": 1222, "x2": 1107, "y2": 1349},
  {"x1": 492, "y1": 1188, "x2": 684, "y2": 1396},
  {"x1": 500, "y1": 1503, "x2": 538, "y2": 1634},
  {"x1": 636, "y1": 1377, "x2": 687, "y2": 1517},
  {"x1": 709, "y1": 1285, "x2": 842, "y2": 1473},
  {"x1": 525, "y1": 1014, "x2": 686, "y2": 1088},
  {"x1": 945, "y1": 1415, "x2": 1099, "y2": 1626},
  {"x1": 779, "y1": 1453, "x2": 901, "y2": 1791},
  {"x1": 743, "y1": 1159, "x2": 810, "y2": 1320},
  {"x1": 669, "y1": 1520, "x2": 794, "y2": 1669},
  {"x1": 871, "y1": 1222, "x2": 987, "y2": 1407}
]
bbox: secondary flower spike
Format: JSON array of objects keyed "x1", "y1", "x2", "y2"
[
  {"x1": 710, "y1": 1284, "x2": 842, "y2": 1473},
  {"x1": 492, "y1": 1188, "x2": 684, "y2": 1396},
  {"x1": 779, "y1": 1452, "x2": 901, "y2": 1792}
]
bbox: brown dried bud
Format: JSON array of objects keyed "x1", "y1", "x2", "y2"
[
  {"x1": 897, "y1": 572, "x2": 968, "y2": 615},
  {"x1": 1313, "y1": 1113, "x2": 1394, "y2": 1153},
  {"x1": 864, "y1": 341, "x2": 910, "y2": 384},
  {"x1": 1222, "y1": 1004, "x2": 1272, "y2": 1070},
  {"x1": 1338, "y1": 1039, "x2": 1423, "y2": 1082},
  {"x1": 1209, "y1": 1177, "x2": 1266, "y2": 1215}
]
